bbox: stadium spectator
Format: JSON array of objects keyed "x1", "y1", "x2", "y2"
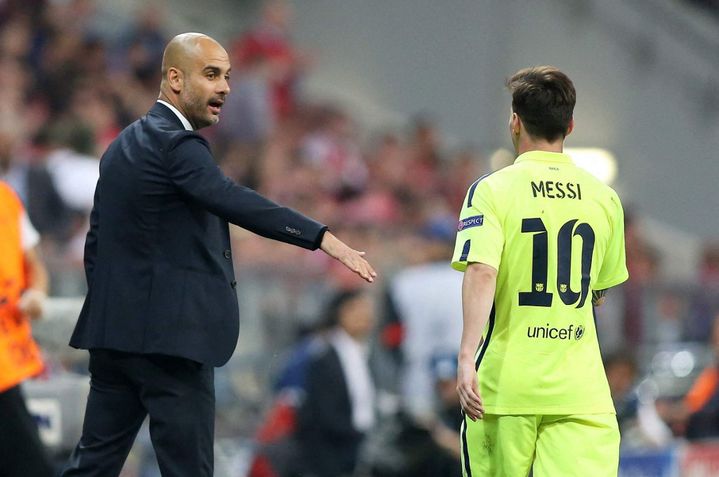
[
  {"x1": 605, "y1": 351, "x2": 640, "y2": 434},
  {"x1": 621, "y1": 238, "x2": 662, "y2": 347},
  {"x1": 404, "y1": 115, "x2": 444, "y2": 198},
  {"x1": 115, "y1": 3, "x2": 168, "y2": 86},
  {"x1": 686, "y1": 242, "x2": 719, "y2": 341},
  {"x1": 232, "y1": 0, "x2": 309, "y2": 121},
  {"x1": 441, "y1": 147, "x2": 486, "y2": 212},
  {"x1": 0, "y1": 129, "x2": 76, "y2": 243},
  {"x1": 296, "y1": 289, "x2": 377, "y2": 477},
  {"x1": 427, "y1": 353, "x2": 462, "y2": 475},
  {"x1": 677, "y1": 313, "x2": 719, "y2": 439},
  {"x1": 300, "y1": 106, "x2": 368, "y2": 200},
  {"x1": 0, "y1": 180, "x2": 54, "y2": 477}
]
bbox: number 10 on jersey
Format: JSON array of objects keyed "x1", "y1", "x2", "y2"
[{"x1": 519, "y1": 218, "x2": 595, "y2": 309}]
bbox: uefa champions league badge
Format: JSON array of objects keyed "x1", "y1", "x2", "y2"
[{"x1": 458, "y1": 215, "x2": 484, "y2": 231}]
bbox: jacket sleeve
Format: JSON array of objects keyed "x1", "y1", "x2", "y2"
[{"x1": 166, "y1": 133, "x2": 327, "y2": 250}]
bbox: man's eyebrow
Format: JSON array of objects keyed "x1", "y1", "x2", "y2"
[{"x1": 202, "y1": 65, "x2": 232, "y2": 75}]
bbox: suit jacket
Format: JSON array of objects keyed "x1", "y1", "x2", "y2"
[
  {"x1": 69, "y1": 103, "x2": 327, "y2": 366},
  {"x1": 296, "y1": 344, "x2": 364, "y2": 477}
]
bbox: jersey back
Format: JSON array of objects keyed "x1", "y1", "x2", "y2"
[{"x1": 452, "y1": 150, "x2": 628, "y2": 414}]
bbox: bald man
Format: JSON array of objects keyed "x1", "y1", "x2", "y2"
[{"x1": 60, "y1": 33, "x2": 376, "y2": 477}]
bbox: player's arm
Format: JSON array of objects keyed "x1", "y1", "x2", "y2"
[{"x1": 457, "y1": 261, "x2": 497, "y2": 421}]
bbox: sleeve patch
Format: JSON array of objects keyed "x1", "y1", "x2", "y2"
[{"x1": 458, "y1": 215, "x2": 484, "y2": 231}]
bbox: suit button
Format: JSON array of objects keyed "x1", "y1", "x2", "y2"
[
  {"x1": 223, "y1": 249, "x2": 231, "y2": 259},
  {"x1": 231, "y1": 280, "x2": 237, "y2": 289}
]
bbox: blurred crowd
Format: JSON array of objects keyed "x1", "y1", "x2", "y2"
[{"x1": 2, "y1": 0, "x2": 719, "y2": 475}]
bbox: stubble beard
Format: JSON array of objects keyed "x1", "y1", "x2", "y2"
[{"x1": 183, "y1": 88, "x2": 216, "y2": 129}]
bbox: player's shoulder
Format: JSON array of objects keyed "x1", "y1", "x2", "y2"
[
  {"x1": 464, "y1": 164, "x2": 523, "y2": 204},
  {"x1": 573, "y1": 166, "x2": 622, "y2": 204}
]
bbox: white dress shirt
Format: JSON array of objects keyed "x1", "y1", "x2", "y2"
[
  {"x1": 330, "y1": 328, "x2": 376, "y2": 432},
  {"x1": 157, "y1": 100, "x2": 193, "y2": 131}
]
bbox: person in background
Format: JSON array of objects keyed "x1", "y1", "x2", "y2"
[
  {"x1": 427, "y1": 353, "x2": 462, "y2": 476},
  {"x1": 232, "y1": 0, "x2": 308, "y2": 121},
  {"x1": 296, "y1": 289, "x2": 377, "y2": 477},
  {"x1": 0, "y1": 179, "x2": 54, "y2": 477},
  {"x1": 0, "y1": 129, "x2": 75, "y2": 243},
  {"x1": 686, "y1": 242, "x2": 719, "y2": 342},
  {"x1": 666, "y1": 313, "x2": 719, "y2": 440},
  {"x1": 385, "y1": 215, "x2": 463, "y2": 422},
  {"x1": 604, "y1": 351, "x2": 640, "y2": 433}
]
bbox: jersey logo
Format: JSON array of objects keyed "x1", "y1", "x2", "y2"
[
  {"x1": 527, "y1": 323, "x2": 584, "y2": 341},
  {"x1": 458, "y1": 215, "x2": 484, "y2": 231}
]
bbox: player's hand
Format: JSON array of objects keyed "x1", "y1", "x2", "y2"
[
  {"x1": 320, "y1": 231, "x2": 377, "y2": 283},
  {"x1": 18, "y1": 289, "x2": 46, "y2": 320},
  {"x1": 457, "y1": 357, "x2": 484, "y2": 421}
]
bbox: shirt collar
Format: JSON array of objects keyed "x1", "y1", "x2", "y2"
[
  {"x1": 514, "y1": 150, "x2": 573, "y2": 165},
  {"x1": 156, "y1": 100, "x2": 193, "y2": 131},
  {"x1": 332, "y1": 328, "x2": 369, "y2": 356}
]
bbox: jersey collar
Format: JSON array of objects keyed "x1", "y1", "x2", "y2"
[{"x1": 514, "y1": 150, "x2": 573, "y2": 165}]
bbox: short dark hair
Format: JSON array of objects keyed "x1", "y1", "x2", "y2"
[
  {"x1": 322, "y1": 289, "x2": 365, "y2": 328},
  {"x1": 506, "y1": 66, "x2": 576, "y2": 142}
]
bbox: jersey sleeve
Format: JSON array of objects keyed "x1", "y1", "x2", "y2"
[
  {"x1": 594, "y1": 191, "x2": 629, "y2": 290},
  {"x1": 451, "y1": 178, "x2": 504, "y2": 272}
]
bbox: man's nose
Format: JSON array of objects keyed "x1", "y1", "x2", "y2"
[{"x1": 218, "y1": 78, "x2": 230, "y2": 95}]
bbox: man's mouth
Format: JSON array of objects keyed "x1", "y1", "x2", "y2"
[{"x1": 208, "y1": 99, "x2": 224, "y2": 115}]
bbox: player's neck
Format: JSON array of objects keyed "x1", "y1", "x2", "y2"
[{"x1": 516, "y1": 137, "x2": 565, "y2": 156}]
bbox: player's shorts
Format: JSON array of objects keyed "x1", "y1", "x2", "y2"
[{"x1": 460, "y1": 413, "x2": 619, "y2": 477}]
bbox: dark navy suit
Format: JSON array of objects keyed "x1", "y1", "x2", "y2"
[{"x1": 62, "y1": 103, "x2": 327, "y2": 476}]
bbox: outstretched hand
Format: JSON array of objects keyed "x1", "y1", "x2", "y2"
[{"x1": 320, "y1": 231, "x2": 377, "y2": 283}]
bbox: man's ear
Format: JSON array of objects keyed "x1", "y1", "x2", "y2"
[
  {"x1": 167, "y1": 67, "x2": 183, "y2": 94},
  {"x1": 565, "y1": 117, "x2": 574, "y2": 137},
  {"x1": 510, "y1": 113, "x2": 521, "y2": 137}
]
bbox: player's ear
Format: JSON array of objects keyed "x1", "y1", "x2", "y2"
[
  {"x1": 565, "y1": 117, "x2": 574, "y2": 137},
  {"x1": 510, "y1": 112, "x2": 521, "y2": 137}
]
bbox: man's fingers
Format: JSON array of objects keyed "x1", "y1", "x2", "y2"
[
  {"x1": 343, "y1": 252, "x2": 377, "y2": 283},
  {"x1": 458, "y1": 384, "x2": 484, "y2": 421},
  {"x1": 460, "y1": 396, "x2": 484, "y2": 421}
]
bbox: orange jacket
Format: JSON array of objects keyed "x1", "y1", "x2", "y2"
[{"x1": 0, "y1": 181, "x2": 44, "y2": 392}]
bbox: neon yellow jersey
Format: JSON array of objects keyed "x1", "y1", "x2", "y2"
[{"x1": 452, "y1": 150, "x2": 628, "y2": 415}]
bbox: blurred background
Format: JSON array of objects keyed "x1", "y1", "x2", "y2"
[{"x1": 1, "y1": 0, "x2": 719, "y2": 475}]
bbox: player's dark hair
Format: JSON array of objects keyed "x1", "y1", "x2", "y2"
[{"x1": 506, "y1": 66, "x2": 576, "y2": 142}]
